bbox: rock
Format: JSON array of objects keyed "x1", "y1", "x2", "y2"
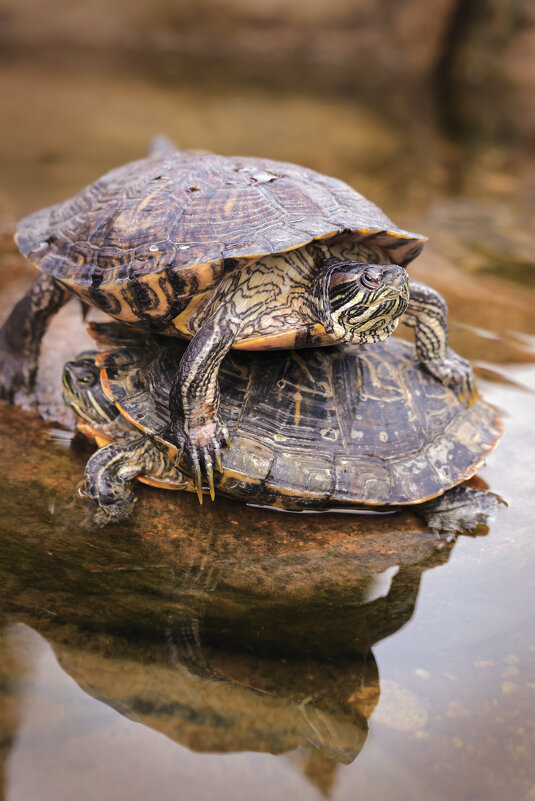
[{"x1": 0, "y1": 0, "x2": 456, "y2": 77}]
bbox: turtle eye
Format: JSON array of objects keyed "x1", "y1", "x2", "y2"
[
  {"x1": 360, "y1": 267, "x2": 383, "y2": 290},
  {"x1": 77, "y1": 371, "x2": 96, "y2": 387}
]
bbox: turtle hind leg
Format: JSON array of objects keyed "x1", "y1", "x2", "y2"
[
  {"x1": 83, "y1": 435, "x2": 179, "y2": 526},
  {"x1": 83, "y1": 439, "x2": 142, "y2": 525},
  {"x1": 0, "y1": 274, "x2": 70, "y2": 404},
  {"x1": 417, "y1": 486, "x2": 503, "y2": 539}
]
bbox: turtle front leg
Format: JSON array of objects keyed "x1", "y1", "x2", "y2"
[
  {"x1": 84, "y1": 435, "x2": 180, "y2": 525},
  {"x1": 402, "y1": 281, "x2": 473, "y2": 402},
  {"x1": 170, "y1": 318, "x2": 235, "y2": 503},
  {"x1": 0, "y1": 274, "x2": 70, "y2": 404}
]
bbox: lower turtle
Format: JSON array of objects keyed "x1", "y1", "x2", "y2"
[{"x1": 62, "y1": 323, "x2": 503, "y2": 533}]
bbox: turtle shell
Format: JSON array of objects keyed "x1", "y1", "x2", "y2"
[
  {"x1": 96, "y1": 333, "x2": 503, "y2": 509},
  {"x1": 15, "y1": 152, "x2": 426, "y2": 330}
]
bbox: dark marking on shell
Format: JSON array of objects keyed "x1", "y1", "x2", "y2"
[
  {"x1": 127, "y1": 280, "x2": 160, "y2": 314},
  {"x1": 89, "y1": 270, "x2": 121, "y2": 315},
  {"x1": 223, "y1": 258, "x2": 239, "y2": 273},
  {"x1": 90, "y1": 289, "x2": 122, "y2": 316}
]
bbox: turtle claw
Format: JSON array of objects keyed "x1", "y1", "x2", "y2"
[
  {"x1": 206, "y1": 460, "x2": 216, "y2": 502},
  {"x1": 189, "y1": 446, "x2": 217, "y2": 504},
  {"x1": 172, "y1": 416, "x2": 228, "y2": 505},
  {"x1": 189, "y1": 450, "x2": 216, "y2": 504},
  {"x1": 194, "y1": 464, "x2": 204, "y2": 505}
]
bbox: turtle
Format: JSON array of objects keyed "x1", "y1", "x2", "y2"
[
  {"x1": 0, "y1": 149, "x2": 472, "y2": 490},
  {"x1": 62, "y1": 322, "x2": 501, "y2": 532}
]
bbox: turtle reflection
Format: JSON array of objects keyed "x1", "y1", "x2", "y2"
[{"x1": 0, "y1": 499, "x2": 483, "y2": 788}]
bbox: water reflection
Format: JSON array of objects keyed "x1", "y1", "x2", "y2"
[{"x1": 0, "y1": 496, "x2": 485, "y2": 801}]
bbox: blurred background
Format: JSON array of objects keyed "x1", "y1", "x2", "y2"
[
  {"x1": 1, "y1": 5, "x2": 535, "y2": 800},
  {"x1": 1, "y1": 0, "x2": 534, "y2": 373},
  {"x1": 1, "y1": 0, "x2": 534, "y2": 200}
]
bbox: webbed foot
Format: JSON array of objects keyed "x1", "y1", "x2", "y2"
[
  {"x1": 421, "y1": 347, "x2": 474, "y2": 404},
  {"x1": 82, "y1": 437, "x2": 151, "y2": 525},
  {"x1": 418, "y1": 486, "x2": 504, "y2": 539},
  {"x1": 172, "y1": 416, "x2": 229, "y2": 504},
  {"x1": 85, "y1": 492, "x2": 137, "y2": 527},
  {"x1": 79, "y1": 471, "x2": 138, "y2": 526}
]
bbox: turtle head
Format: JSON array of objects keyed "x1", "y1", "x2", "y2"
[
  {"x1": 315, "y1": 260, "x2": 409, "y2": 343},
  {"x1": 62, "y1": 352, "x2": 117, "y2": 426}
]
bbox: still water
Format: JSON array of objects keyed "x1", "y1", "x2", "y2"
[{"x1": 0, "y1": 47, "x2": 534, "y2": 801}]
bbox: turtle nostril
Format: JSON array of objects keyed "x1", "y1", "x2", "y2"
[{"x1": 384, "y1": 266, "x2": 407, "y2": 289}]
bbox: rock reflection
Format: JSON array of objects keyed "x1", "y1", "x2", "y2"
[{"x1": 0, "y1": 486, "x2": 487, "y2": 794}]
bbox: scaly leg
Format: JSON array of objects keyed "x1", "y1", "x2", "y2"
[
  {"x1": 84, "y1": 436, "x2": 180, "y2": 525},
  {"x1": 170, "y1": 317, "x2": 233, "y2": 503},
  {"x1": 0, "y1": 274, "x2": 70, "y2": 403},
  {"x1": 402, "y1": 281, "x2": 473, "y2": 401}
]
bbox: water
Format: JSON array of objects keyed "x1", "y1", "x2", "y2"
[{"x1": 1, "y1": 46, "x2": 534, "y2": 801}]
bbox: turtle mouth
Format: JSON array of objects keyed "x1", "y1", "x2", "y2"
[
  {"x1": 354, "y1": 317, "x2": 401, "y2": 344},
  {"x1": 365, "y1": 283, "x2": 410, "y2": 306}
]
